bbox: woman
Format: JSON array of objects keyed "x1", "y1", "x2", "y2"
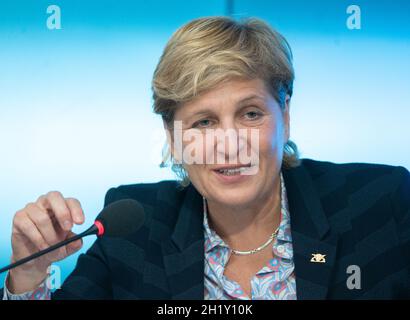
[{"x1": 2, "y1": 16, "x2": 410, "y2": 300}]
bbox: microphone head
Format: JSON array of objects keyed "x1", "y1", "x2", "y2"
[{"x1": 95, "y1": 199, "x2": 145, "y2": 237}]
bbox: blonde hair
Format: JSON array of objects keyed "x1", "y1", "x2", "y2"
[{"x1": 152, "y1": 16, "x2": 300, "y2": 187}]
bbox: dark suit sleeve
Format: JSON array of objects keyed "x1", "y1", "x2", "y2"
[
  {"x1": 392, "y1": 167, "x2": 410, "y2": 246},
  {"x1": 51, "y1": 188, "x2": 118, "y2": 300},
  {"x1": 390, "y1": 167, "x2": 410, "y2": 296}
]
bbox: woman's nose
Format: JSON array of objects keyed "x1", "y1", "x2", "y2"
[{"x1": 213, "y1": 121, "x2": 246, "y2": 163}]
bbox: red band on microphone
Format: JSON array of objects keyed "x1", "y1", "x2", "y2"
[{"x1": 94, "y1": 220, "x2": 105, "y2": 237}]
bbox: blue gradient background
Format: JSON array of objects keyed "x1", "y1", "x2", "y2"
[{"x1": 0, "y1": 0, "x2": 409, "y2": 288}]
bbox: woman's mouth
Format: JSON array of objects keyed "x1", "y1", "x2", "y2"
[
  {"x1": 216, "y1": 166, "x2": 252, "y2": 176},
  {"x1": 212, "y1": 164, "x2": 256, "y2": 183}
]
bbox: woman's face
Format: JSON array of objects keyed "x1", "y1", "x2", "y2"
[{"x1": 170, "y1": 78, "x2": 290, "y2": 208}]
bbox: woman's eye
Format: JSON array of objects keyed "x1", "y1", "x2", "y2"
[
  {"x1": 193, "y1": 119, "x2": 212, "y2": 128},
  {"x1": 244, "y1": 111, "x2": 262, "y2": 120}
]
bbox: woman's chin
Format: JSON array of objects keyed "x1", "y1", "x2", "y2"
[{"x1": 207, "y1": 183, "x2": 260, "y2": 207}]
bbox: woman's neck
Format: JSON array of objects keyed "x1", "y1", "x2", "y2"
[{"x1": 206, "y1": 177, "x2": 282, "y2": 250}]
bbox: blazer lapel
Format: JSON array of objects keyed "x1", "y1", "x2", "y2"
[
  {"x1": 283, "y1": 164, "x2": 339, "y2": 300},
  {"x1": 161, "y1": 184, "x2": 204, "y2": 299}
]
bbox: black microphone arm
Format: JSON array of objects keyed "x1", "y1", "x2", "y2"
[
  {"x1": 0, "y1": 198, "x2": 145, "y2": 275},
  {"x1": 0, "y1": 224, "x2": 99, "y2": 274}
]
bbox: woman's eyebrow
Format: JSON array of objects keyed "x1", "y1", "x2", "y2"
[
  {"x1": 183, "y1": 110, "x2": 214, "y2": 122},
  {"x1": 236, "y1": 94, "x2": 266, "y2": 104},
  {"x1": 182, "y1": 94, "x2": 265, "y2": 120}
]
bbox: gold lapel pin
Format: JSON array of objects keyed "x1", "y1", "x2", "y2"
[{"x1": 310, "y1": 253, "x2": 326, "y2": 263}]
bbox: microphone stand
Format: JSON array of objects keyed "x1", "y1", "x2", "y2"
[{"x1": 0, "y1": 224, "x2": 98, "y2": 274}]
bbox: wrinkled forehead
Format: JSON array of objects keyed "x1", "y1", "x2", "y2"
[{"x1": 174, "y1": 78, "x2": 273, "y2": 118}]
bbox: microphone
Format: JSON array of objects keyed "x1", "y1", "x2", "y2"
[{"x1": 0, "y1": 199, "x2": 145, "y2": 274}]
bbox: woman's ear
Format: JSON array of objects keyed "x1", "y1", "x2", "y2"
[
  {"x1": 163, "y1": 120, "x2": 175, "y2": 158},
  {"x1": 283, "y1": 95, "x2": 291, "y2": 142},
  {"x1": 163, "y1": 120, "x2": 173, "y2": 145},
  {"x1": 159, "y1": 120, "x2": 172, "y2": 167},
  {"x1": 163, "y1": 120, "x2": 182, "y2": 163}
]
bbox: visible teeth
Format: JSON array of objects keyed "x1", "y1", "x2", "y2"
[{"x1": 218, "y1": 167, "x2": 249, "y2": 175}]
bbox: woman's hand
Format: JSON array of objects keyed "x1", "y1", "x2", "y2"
[{"x1": 8, "y1": 191, "x2": 85, "y2": 294}]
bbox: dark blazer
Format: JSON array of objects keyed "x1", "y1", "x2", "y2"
[{"x1": 4, "y1": 159, "x2": 410, "y2": 299}]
